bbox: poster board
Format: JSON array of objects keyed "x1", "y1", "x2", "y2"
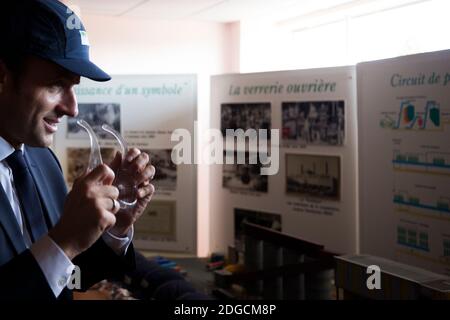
[
  {"x1": 53, "y1": 75, "x2": 197, "y2": 253},
  {"x1": 210, "y1": 67, "x2": 358, "y2": 255},
  {"x1": 358, "y1": 50, "x2": 450, "y2": 275}
]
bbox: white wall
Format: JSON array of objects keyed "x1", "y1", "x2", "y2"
[
  {"x1": 81, "y1": 15, "x2": 239, "y2": 257},
  {"x1": 239, "y1": 0, "x2": 450, "y2": 73},
  {"x1": 224, "y1": 22, "x2": 241, "y2": 74},
  {"x1": 82, "y1": 15, "x2": 232, "y2": 75},
  {"x1": 239, "y1": 19, "x2": 294, "y2": 73}
]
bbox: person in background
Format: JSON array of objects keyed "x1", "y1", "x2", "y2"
[{"x1": 0, "y1": 0, "x2": 155, "y2": 300}]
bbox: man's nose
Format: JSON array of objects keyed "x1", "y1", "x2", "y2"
[{"x1": 57, "y1": 88, "x2": 78, "y2": 117}]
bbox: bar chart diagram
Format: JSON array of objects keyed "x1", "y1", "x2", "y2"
[
  {"x1": 393, "y1": 149, "x2": 450, "y2": 176},
  {"x1": 393, "y1": 188, "x2": 450, "y2": 222}
]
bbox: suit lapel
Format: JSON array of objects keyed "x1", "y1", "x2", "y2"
[
  {"x1": 24, "y1": 149, "x2": 59, "y2": 227},
  {"x1": 0, "y1": 183, "x2": 27, "y2": 254}
]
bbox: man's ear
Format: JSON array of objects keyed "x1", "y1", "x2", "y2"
[{"x1": 0, "y1": 60, "x2": 17, "y2": 95}]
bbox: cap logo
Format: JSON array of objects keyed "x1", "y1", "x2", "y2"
[
  {"x1": 66, "y1": 7, "x2": 82, "y2": 30},
  {"x1": 80, "y1": 30, "x2": 90, "y2": 46}
]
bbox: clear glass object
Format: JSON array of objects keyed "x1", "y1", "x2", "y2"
[{"x1": 77, "y1": 120, "x2": 137, "y2": 210}]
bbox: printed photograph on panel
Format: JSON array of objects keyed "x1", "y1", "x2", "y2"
[
  {"x1": 67, "y1": 103, "x2": 121, "y2": 140},
  {"x1": 142, "y1": 149, "x2": 177, "y2": 191},
  {"x1": 66, "y1": 147, "x2": 116, "y2": 184},
  {"x1": 223, "y1": 151, "x2": 268, "y2": 193},
  {"x1": 282, "y1": 101, "x2": 344, "y2": 146},
  {"x1": 286, "y1": 154, "x2": 340, "y2": 201},
  {"x1": 221, "y1": 103, "x2": 271, "y2": 139},
  {"x1": 134, "y1": 200, "x2": 176, "y2": 242}
]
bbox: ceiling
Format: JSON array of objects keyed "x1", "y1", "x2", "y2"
[{"x1": 62, "y1": 0, "x2": 357, "y2": 23}]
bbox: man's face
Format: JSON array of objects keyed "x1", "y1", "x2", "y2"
[{"x1": 0, "y1": 56, "x2": 80, "y2": 148}]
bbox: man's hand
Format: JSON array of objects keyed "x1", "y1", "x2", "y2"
[
  {"x1": 48, "y1": 164, "x2": 120, "y2": 260},
  {"x1": 107, "y1": 148, "x2": 155, "y2": 237}
]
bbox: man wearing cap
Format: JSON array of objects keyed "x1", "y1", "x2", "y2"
[{"x1": 0, "y1": 0, "x2": 155, "y2": 300}]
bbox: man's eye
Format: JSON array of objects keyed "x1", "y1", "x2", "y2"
[{"x1": 49, "y1": 82, "x2": 64, "y2": 91}]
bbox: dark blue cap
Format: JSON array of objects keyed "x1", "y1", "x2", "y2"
[{"x1": 1, "y1": 0, "x2": 111, "y2": 81}]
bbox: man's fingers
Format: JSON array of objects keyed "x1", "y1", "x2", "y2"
[
  {"x1": 95, "y1": 197, "x2": 120, "y2": 214},
  {"x1": 129, "y1": 152, "x2": 150, "y2": 175},
  {"x1": 136, "y1": 165, "x2": 156, "y2": 186},
  {"x1": 137, "y1": 183, "x2": 155, "y2": 199},
  {"x1": 108, "y1": 151, "x2": 122, "y2": 172},
  {"x1": 106, "y1": 197, "x2": 120, "y2": 214},
  {"x1": 101, "y1": 163, "x2": 118, "y2": 186},
  {"x1": 125, "y1": 148, "x2": 141, "y2": 163},
  {"x1": 72, "y1": 170, "x2": 89, "y2": 188},
  {"x1": 101, "y1": 210, "x2": 117, "y2": 229},
  {"x1": 93, "y1": 185, "x2": 119, "y2": 199},
  {"x1": 84, "y1": 164, "x2": 115, "y2": 185}
]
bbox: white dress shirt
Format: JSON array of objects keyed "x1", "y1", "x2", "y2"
[{"x1": 0, "y1": 136, "x2": 133, "y2": 298}]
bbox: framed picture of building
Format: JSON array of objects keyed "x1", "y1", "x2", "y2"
[{"x1": 286, "y1": 153, "x2": 341, "y2": 201}]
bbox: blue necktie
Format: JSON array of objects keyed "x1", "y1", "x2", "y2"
[{"x1": 6, "y1": 150, "x2": 48, "y2": 242}]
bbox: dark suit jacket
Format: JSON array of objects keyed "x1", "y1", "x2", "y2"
[{"x1": 0, "y1": 146, "x2": 135, "y2": 300}]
